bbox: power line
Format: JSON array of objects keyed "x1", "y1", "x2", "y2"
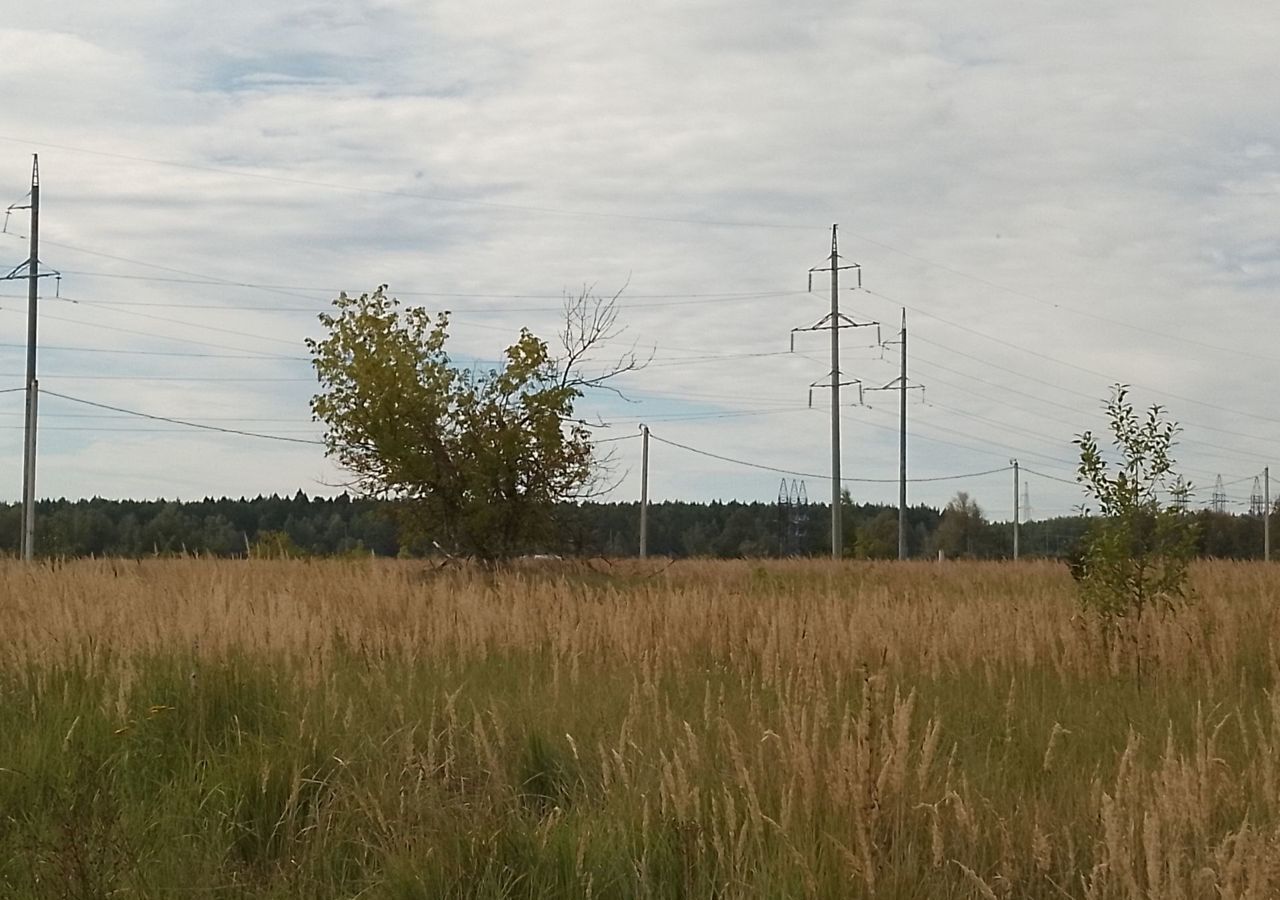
[
  {"x1": 905, "y1": 348, "x2": 1280, "y2": 455},
  {"x1": 867, "y1": 287, "x2": 1280, "y2": 430},
  {"x1": 55, "y1": 294, "x2": 305, "y2": 349},
  {"x1": 40, "y1": 391, "x2": 326, "y2": 446},
  {"x1": 52, "y1": 251, "x2": 1278, "y2": 475},
  {"x1": 0, "y1": 308, "x2": 295, "y2": 358},
  {"x1": 850, "y1": 404, "x2": 1056, "y2": 466},
  {"x1": 633, "y1": 408, "x2": 807, "y2": 423},
  {"x1": 34, "y1": 392, "x2": 659, "y2": 448},
  {"x1": 0, "y1": 134, "x2": 817, "y2": 231},
  {"x1": 0, "y1": 411, "x2": 312, "y2": 422},
  {"x1": 21, "y1": 131, "x2": 1258, "y2": 370},
  {"x1": 0, "y1": 340, "x2": 307, "y2": 361},
  {"x1": 854, "y1": 405, "x2": 1080, "y2": 471},
  {"x1": 0, "y1": 374, "x2": 313, "y2": 382},
  {"x1": 647, "y1": 431, "x2": 1011, "y2": 484},
  {"x1": 1020, "y1": 467, "x2": 1080, "y2": 487},
  {"x1": 48, "y1": 272, "x2": 806, "y2": 308},
  {"x1": 847, "y1": 244, "x2": 1280, "y2": 366},
  {"x1": 0, "y1": 425, "x2": 321, "y2": 434},
  {"x1": 641, "y1": 350, "x2": 798, "y2": 370}
]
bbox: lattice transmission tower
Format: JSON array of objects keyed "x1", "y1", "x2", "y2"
[
  {"x1": 1172, "y1": 475, "x2": 1191, "y2": 511},
  {"x1": 1211, "y1": 475, "x2": 1227, "y2": 514},
  {"x1": 776, "y1": 479, "x2": 809, "y2": 556}
]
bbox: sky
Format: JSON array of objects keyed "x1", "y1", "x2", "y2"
[{"x1": 1, "y1": 1, "x2": 1279, "y2": 522}]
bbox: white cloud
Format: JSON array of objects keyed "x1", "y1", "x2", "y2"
[{"x1": 0, "y1": 0, "x2": 1273, "y2": 521}]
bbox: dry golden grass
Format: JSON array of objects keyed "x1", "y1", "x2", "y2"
[{"x1": 2, "y1": 558, "x2": 1280, "y2": 898}]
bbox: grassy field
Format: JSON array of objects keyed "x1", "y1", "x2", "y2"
[{"x1": 2, "y1": 558, "x2": 1279, "y2": 898}]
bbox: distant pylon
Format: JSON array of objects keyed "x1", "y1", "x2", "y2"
[
  {"x1": 777, "y1": 479, "x2": 792, "y2": 556},
  {"x1": 1022, "y1": 481, "x2": 1032, "y2": 523},
  {"x1": 1250, "y1": 476, "x2": 1265, "y2": 517},
  {"x1": 1172, "y1": 475, "x2": 1191, "y2": 511},
  {"x1": 776, "y1": 479, "x2": 809, "y2": 556},
  {"x1": 1211, "y1": 475, "x2": 1227, "y2": 514},
  {"x1": 792, "y1": 480, "x2": 809, "y2": 551}
]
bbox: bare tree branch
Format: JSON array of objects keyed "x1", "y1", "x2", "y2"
[{"x1": 558, "y1": 281, "x2": 651, "y2": 399}]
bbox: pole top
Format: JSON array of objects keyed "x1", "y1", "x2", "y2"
[{"x1": 31, "y1": 154, "x2": 38, "y2": 188}]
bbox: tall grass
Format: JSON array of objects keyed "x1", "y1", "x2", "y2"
[{"x1": 1, "y1": 558, "x2": 1279, "y2": 897}]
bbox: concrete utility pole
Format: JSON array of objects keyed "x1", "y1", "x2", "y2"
[
  {"x1": 1, "y1": 156, "x2": 50, "y2": 560},
  {"x1": 1266, "y1": 466, "x2": 1271, "y2": 562},
  {"x1": 897, "y1": 310, "x2": 907, "y2": 559},
  {"x1": 22, "y1": 157, "x2": 38, "y2": 562},
  {"x1": 793, "y1": 226, "x2": 872, "y2": 560},
  {"x1": 1011, "y1": 459, "x2": 1020, "y2": 560},
  {"x1": 639, "y1": 424, "x2": 649, "y2": 558},
  {"x1": 864, "y1": 309, "x2": 922, "y2": 561},
  {"x1": 827, "y1": 228, "x2": 841, "y2": 559}
]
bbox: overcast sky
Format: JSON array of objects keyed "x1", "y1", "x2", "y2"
[{"x1": 1, "y1": 1, "x2": 1278, "y2": 520}]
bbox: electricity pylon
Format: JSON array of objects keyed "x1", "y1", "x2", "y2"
[
  {"x1": 1, "y1": 156, "x2": 59, "y2": 560},
  {"x1": 777, "y1": 479, "x2": 809, "y2": 556},
  {"x1": 791, "y1": 225, "x2": 878, "y2": 559},
  {"x1": 1211, "y1": 475, "x2": 1227, "y2": 514},
  {"x1": 864, "y1": 309, "x2": 923, "y2": 560}
]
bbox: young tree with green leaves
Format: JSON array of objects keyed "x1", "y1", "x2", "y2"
[
  {"x1": 933, "y1": 492, "x2": 987, "y2": 559},
  {"x1": 1074, "y1": 384, "x2": 1197, "y2": 626},
  {"x1": 307, "y1": 285, "x2": 640, "y2": 560}
]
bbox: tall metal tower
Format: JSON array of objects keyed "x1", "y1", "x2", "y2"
[
  {"x1": 1172, "y1": 475, "x2": 1191, "y2": 512},
  {"x1": 777, "y1": 479, "x2": 793, "y2": 556},
  {"x1": 776, "y1": 479, "x2": 809, "y2": 556},
  {"x1": 1022, "y1": 480, "x2": 1032, "y2": 523},
  {"x1": 1, "y1": 156, "x2": 57, "y2": 561},
  {"x1": 1211, "y1": 475, "x2": 1227, "y2": 514},
  {"x1": 1250, "y1": 476, "x2": 1265, "y2": 517},
  {"x1": 792, "y1": 480, "x2": 809, "y2": 552},
  {"x1": 864, "y1": 308, "x2": 923, "y2": 560},
  {"x1": 791, "y1": 226, "x2": 877, "y2": 559}
]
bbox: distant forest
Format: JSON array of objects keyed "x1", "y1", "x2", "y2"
[{"x1": 0, "y1": 493, "x2": 1270, "y2": 560}]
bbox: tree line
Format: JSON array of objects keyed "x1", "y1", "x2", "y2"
[{"x1": 0, "y1": 491, "x2": 1268, "y2": 560}]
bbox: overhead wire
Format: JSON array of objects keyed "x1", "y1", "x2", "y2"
[
  {"x1": 648, "y1": 430, "x2": 1013, "y2": 484},
  {"x1": 53, "y1": 294, "x2": 307, "y2": 349},
  {"x1": 0, "y1": 308, "x2": 298, "y2": 359},
  {"x1": 0, "y1": 340, "x2": 308, "y2": 361},
  {"x1": 40, "y1": 391, "x2": 326, "y2": 446},
  {"x1": 843, "y1": 404, "x2": 1055, "y2": 465},
  {"x1": 5, "y1": 374, "x2": 313, "y2": 382},
  {"x1": 1, "y1": 164, "x2": 1270, "y2": 496},
  {"x1": 58, "y1": 240, "x2": 1266, "y2": 483},
  {"x1": 51, "y1": 273, "x2": 810, "y2": 312},
  {"x1": 0, "y1": 133, "x2": 819, "y2": 231},
  {"x1": 1019, "y1": 467, "x2": 1081, "y2": 487},
  {"x1": 852, "y1": 405, "x2": 1080, "y2": 472},
  {"x1": 903, "y1": 347, "x2": 1280, "y2": 453},
  {"x1": 866, "y1": 287, "x2": 1280, "y2": 429},
  {"x1": 11, "y1": 129, "x2": 1262, "y2": 374}
]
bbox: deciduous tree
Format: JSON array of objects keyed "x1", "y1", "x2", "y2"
[
  {"x1": 307, "y1": 285, "x2": 640, "y2": 559},
  {"x1": 1074, "y1": 384, "x2": 1197, "y2": 627}
]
